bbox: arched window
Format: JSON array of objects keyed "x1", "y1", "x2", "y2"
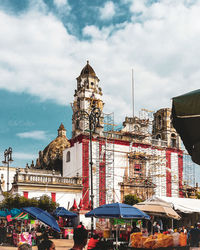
[
  {"x1": 171, "y1": 133, "x2": 176, "y2": 148},
  {"x1": 158, "y1": 115, "x2": 162, "y2": 129},
  {"x1": 66, "y1": 151, "x2": 70, "y2": 162},
  {"x1": 156, "y1": 134, "x2": 161, "y2": 140}
]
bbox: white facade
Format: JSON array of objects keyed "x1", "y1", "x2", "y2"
[
  {"x1": 63, "y1": 137, "x2": 182, "y2": 209},
  {"x1": 63, "y1": 141, "x2": 82, "y2": 178},
  {"x1": 0, "y1": 166, "x2": 17, "y2": 191}
]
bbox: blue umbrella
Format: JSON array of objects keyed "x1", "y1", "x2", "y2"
[
  {"x1": 22, "y1": 207, "x2": 60, "y2": 232},
  {"x1": 53, "y1": 207, "x2": 77, "y2": 218},
  {"x1": 86, "y1": 203, "x2": 150, "y2": 248},
  {"x1": 85, "y1": 202, "x2": 150, "y2": 219}
]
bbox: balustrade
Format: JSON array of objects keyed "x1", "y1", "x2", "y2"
[{"x1": 15, "y1": 173, "x2": 81, "y2": 185}]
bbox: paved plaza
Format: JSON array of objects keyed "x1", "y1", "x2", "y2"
[{"x1": 0, "y1": 239, "x2": 74, "y2": 250}]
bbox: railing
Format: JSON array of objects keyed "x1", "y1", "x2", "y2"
[
  {"x1": 151, "y1": 139, "x2": 168, "y2": 147},
  {"x1": 14, "y1": 173, "x2": 82, "y2": 186},
  {"x1": 103, "y1": 132, "x2": 168, "y2": 147}
]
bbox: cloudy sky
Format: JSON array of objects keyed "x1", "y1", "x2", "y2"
[{"x1": 0, "y1": 0, "x2": 199, "y2": 175}]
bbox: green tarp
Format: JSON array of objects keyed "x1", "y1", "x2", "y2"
[
  {"x1": 172, "y1": 89, "x2": 200, "y2": 165},
  {"x1": 11, "y1": 212, "x2": 32, "y2": 220}
]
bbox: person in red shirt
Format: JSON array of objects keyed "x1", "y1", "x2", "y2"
[
  {"x1": 87, "y1": 234, "x2": 99, "y2": 250},
  {"x1": 77, "y1": 222, "x2": 86, "y2": 229}
]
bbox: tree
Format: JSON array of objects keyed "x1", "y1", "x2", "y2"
[
  {"x1": 123, "y1": 194, "x2": 142, "y2": 206},
  {"x1": 38, "y1": 195, "x2": 58, "y2": 212},
  {"x1": 0, "y1": 193, "x2": 58, "y2": 212}
]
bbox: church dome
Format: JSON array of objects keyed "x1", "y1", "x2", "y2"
[
  {"x1": 80, "y1": 61, "x2": 96, "y2": 77},
  {"x1": 35, "y1": 123, "x2": 70, "y2": 173}
]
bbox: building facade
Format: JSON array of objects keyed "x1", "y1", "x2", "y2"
[{"x1": 63, "y1": 62, "x2": 183, "y2": 210}]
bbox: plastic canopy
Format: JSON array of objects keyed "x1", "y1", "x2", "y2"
[
  {"x1": 0, "y1": 208, "x2": 22, "y2": 218},
  {"x1": 134, "y1": 197, "x2": 181, "y2": 220},
  {"x1": 0, "y1": 210, "x2": 7, "y2": 217},
  {"x1": 85, "y1": 202, "x2": 150, "y2": 219},
  {"x1": 53, "y1": 207, "x2": 77, "y2": 218},
  {"x1": 160, "y1": 196, "x2": 200, "y2": 214},
  {"x1": 172, "y1": 89, "x2": 200, "y2": 165},
  {"x1": 11, "y1": 212, "x2": 32, "y2": 220},
  {"x1": 22, "y1": 207, "x2": 60, "y2": 232}
]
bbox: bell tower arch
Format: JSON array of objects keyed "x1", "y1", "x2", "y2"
[
  {"x1": 71, "y1": 61, "x2": 104, "y2": 137},
  {"x1": 152, "y1": 108, "x2": 181, "y2": 149}
]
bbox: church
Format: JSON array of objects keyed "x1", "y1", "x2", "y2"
[
  {"x1": 62, "y1": 61, "x2": 183, "y2": 209},
  {"x1": 0, "y1": 61, "x2": 183, "y2": 213}
]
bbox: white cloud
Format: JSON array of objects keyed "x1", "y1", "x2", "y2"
[
  {"x1": 13, "y1": 152, "x2": 37, "y2": 160},
  {"x1": 54, "y1": 0, "x2": 67, "y2": 7},
  {"x1": 130, "y1": 0, "x2": 147, "y2": 13},
  {"x1": 99, "y1": 1, "x2": 115, "y2": 20},
  {"x1": 53, "y1": 0, "x2": 71, "y2": 14},
  {"x1": 16, "y1": 130, "x2": 48, "y2": 140},
  {"x1": 1, "y1": 1, "x2": 200, "y2": 124}
]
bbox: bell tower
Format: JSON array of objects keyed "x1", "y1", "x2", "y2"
[
  {"x1": 72, "y1": 61, "x2": 104, "y2": 137},
  {"x1": 152, "y1": 108, "x2": 181, "y2": 149}
]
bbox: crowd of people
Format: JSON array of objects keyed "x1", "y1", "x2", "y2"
[
  {"x1": 14, "y1": 220, "x2": 200, "y2": 250},
  {"x1": 0, "y1": 219, "x2": 199, "y2": 249}
]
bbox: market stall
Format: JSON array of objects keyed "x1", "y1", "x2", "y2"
[
  {"x1": 86, "y1": 202, "x2": 150, "y2": 249},
  {"x1": 53, "y1": 206, "x2": 77, "y2": 239}
]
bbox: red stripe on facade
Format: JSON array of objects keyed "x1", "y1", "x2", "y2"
[
  {"x1": 99, "y1": 141, "x2": 106, "y2": 206},
  {"x1": 23, "y1": 191, "x2": 28, "y2": 199},
  {"x1": 82, "y1": 139, "x2": 89, "y2": 209},
  {"x1": 166, "y1": 151, "x2": 171, "y2": 197},
  {"x1": 51, "y1": 192, "x2": 56, "y2": 202},
  {"x1": 71, "y1": 134, "x2": 182, "y2": 154},
  {"x1": 178, "y1": 153, "x2": 183, "y2": 198}
]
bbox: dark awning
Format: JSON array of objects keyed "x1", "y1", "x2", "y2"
[{"x1": 172, "y1": 89, "x2": 200, "y2": 165}]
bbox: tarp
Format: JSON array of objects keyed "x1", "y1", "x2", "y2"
[
  {"x1": 159, "y1": 196, "x2": 200, "y2": 214},
  {"x1": 0, "y1": 210, "x2": 7, "y2": 217},
  {"x1": 172, "y1": 89, "x2": 200, "y2": 165},
  {"x1": 85, "y1": 202, "x2": 150, "y2": 219},
  {"x1": 0, "y1": 208, "x2": 22, "y2": 218},
  {"x1": 134, "y1": 197, "x2": 181, "y2": 220},
  {"x1": 11, "y1": 212, "x2": 32, "y2": 220}
]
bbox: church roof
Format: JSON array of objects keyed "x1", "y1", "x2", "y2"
[
  {"x1": 58, "y1": 122, "x2": 66, "y2": 131},
  {"x1": 35, "y1": 124, "x2": 70, "y2": 172},
  {"x1": 80, "y1": 61, "x2": 96, "y2": 77},
  {"x1": 42, "y1": 135, "x2": 70, "y2": 161}
]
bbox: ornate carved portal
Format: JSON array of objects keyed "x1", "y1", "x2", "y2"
[{"x1": 120, "y1": 152, "x2": 155, "y2": 201}]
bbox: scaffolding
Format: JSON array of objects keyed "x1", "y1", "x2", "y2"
[
  {"x1": 81, "y1": 108, "x2": 195, "y2": 207},
  {"x1": 183, "y1": 151, "x2": 196, "y2": 187},
  {"x1": 94, "y1": 113, "x2": 115, "y2": 207}
]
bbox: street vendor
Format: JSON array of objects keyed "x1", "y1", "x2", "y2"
[{"x1": 130, "y1": 221, "x2": 140, "y2": 234}]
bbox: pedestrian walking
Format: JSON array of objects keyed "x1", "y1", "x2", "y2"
[
  {"x1": 69, "y1": 226, "x2": 88, "y2": 250},
  {"x1": 188, "y1": 223, "x2": 200, "y2": 247},
  {"x1": 38, "y1": 239, "x2": 56, "y2": 250}
]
